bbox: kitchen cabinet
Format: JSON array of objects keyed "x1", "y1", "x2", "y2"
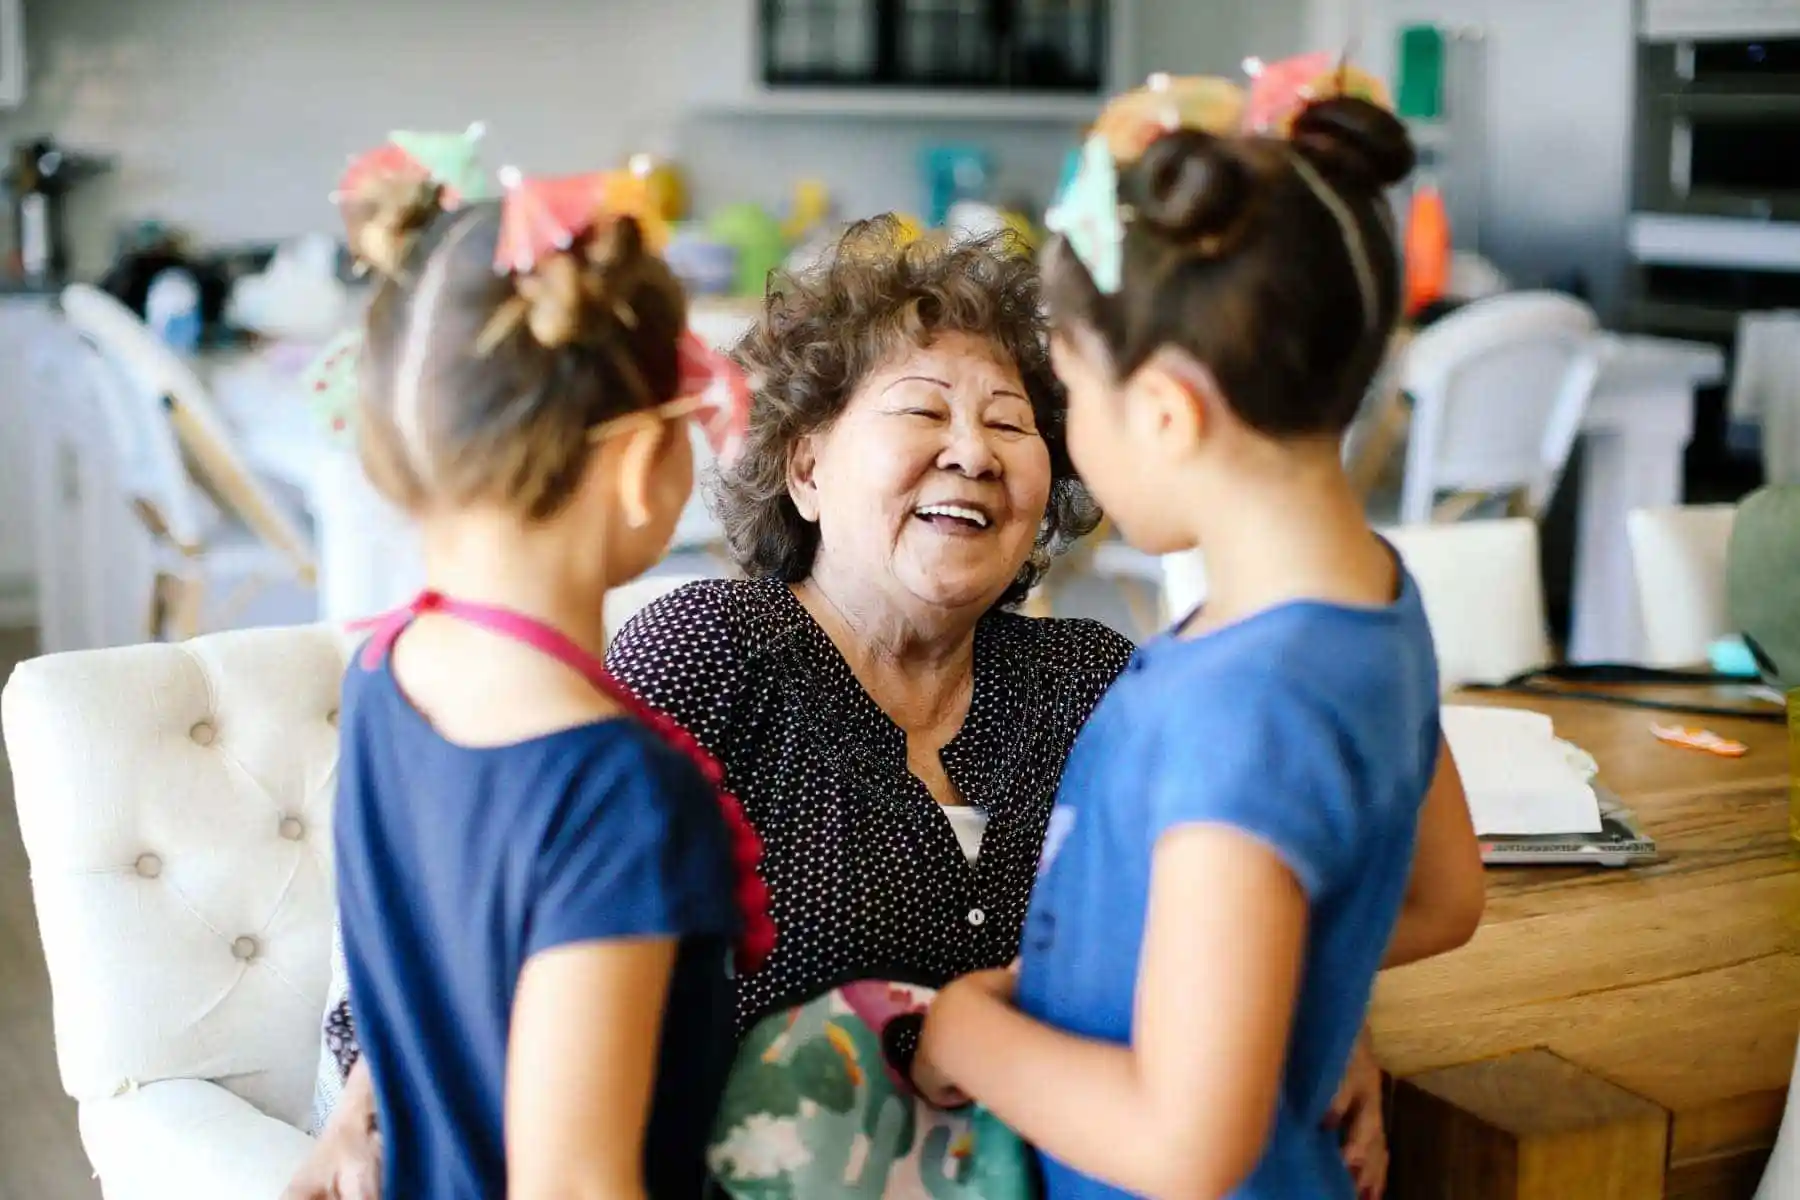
[{"x1": 687, "y1": 0, "x2": 1137, "y2": 120}]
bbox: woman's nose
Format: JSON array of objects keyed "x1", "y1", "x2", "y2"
[{"x1": 939, "y1": 417, "x2": 1002, "y2": 478}]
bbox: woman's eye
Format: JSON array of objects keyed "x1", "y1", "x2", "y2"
[
  {"x1": 904, "y1": 408, "x2": 945, "y2": 420},
  {"x1": 989, "y1": 420, "x2": 1034, "y2": 435}
]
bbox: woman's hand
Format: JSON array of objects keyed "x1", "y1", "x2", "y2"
[
  {"x1": 281, "y1": 1113, "x2": 382, "y2": 1200},
  {"x1": 1326, "y1": 1028, "x2": 1388, "y2": 1200}
]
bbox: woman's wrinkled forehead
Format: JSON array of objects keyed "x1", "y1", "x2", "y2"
[{"x1": 858, "y1": 329, "x2": 1026, "y2": 399}]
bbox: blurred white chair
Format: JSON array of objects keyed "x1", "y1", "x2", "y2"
[
  {"x1": 1159, "y1": 549, "x2": 1208, "y2": 627},
  {"x1": 27, "y1": 331, "x2": 162, "y2": 653},
  {"x1": 1384, "y1": 518, "x2": 1553, "y2": 691},
  {"x1": 1756, "y1": 1040, "x2": 1800, "y2": 1199},
  {"x1": 1399, "y1": 292, "x2": 1605, "y2": 524},
  {"x1": 1626, "y1": 504, "x2": 1737, "y2": 667},
  {"x1": 59, "y1": 284, "x2": 317, "y2": 638}
]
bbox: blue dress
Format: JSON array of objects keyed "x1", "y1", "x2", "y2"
[{"x1": 1017, "y1": 572, "x2": 1441, "y2": 1199}]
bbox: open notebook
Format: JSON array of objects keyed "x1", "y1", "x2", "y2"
[{"x1": 1441, "y1": 705, "x2": 1658, "y2": 867}]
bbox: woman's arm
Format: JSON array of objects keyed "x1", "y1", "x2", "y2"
[
  {"x1": 924, "y1": 827, "x2": 1308, "y2": 1200},
  {"x1": 1383, "y1": 735, "x2": 1484, "y2": 968},
  {"x1": 505, "y1": 940, "x2": 677, "y2": 1200}
]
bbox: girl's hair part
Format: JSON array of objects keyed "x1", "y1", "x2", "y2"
[
  {"x1": 1045, "y1": 95, "x2": 1416, "y2": 439},
  {"x1": 348, "y1": 181, "x2": 687, "y2": 521}
]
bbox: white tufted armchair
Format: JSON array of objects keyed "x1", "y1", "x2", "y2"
[{"x1": 2, "y1": 625, "x2": 352, "y2": 1199}]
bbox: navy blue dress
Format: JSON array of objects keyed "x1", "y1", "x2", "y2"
[{"x1": 334, "y1": 656, "x2": 741, "y2": 1198}]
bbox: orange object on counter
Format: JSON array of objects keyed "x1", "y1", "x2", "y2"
[
  {"x1": 1403, "y1": 183, "x2": 1450, "y2": 316},
  {"x1": 1650, "y1": 724, "x2": 1748, "y2": 757}
]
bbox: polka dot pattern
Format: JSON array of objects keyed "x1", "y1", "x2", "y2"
[
  {"x1": 605, "y1": 577, "x2": 1134, "y2": 1033},
  {"x1": 317, "y1": 575, "x2": 1132, "y2": 1070}
]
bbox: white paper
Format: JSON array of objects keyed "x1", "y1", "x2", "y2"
[{"x1": 1440, "y1": 705, "x2": 1603, "y2": 836}]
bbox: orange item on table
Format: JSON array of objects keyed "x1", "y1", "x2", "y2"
[
  {"x1": 1403, "y1": 184, "x2": 1450, "y2": 316},
  {"x1": 1650, "y1": 724, "x2": 1748, "y2": 757}
]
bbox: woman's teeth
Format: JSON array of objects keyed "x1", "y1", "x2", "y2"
[{"x1": 915, "y1": 503, "x2": 992, "y2": 529}]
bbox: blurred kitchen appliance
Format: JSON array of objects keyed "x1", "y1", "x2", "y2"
[{"x1": 5, "y1": 138, "x2": 110, "y2": 284}]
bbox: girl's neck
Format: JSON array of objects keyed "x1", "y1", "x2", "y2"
[
  {"x1": 1178, "y1": 443, "x2": 1392, "y2": 634},
  {"x1": 419, "y1": 510, "x2": 612, "y2": 660}
]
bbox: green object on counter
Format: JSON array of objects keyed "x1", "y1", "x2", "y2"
[
  {"x1": 1396, "y1": 24, "x2": 1445, "y2": 121},
  {"x1": 707, "y1": 202, "x2": 788, "y2": 298}
]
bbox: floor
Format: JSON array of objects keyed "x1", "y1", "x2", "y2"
[{"x1": 0, "y1": 626, "x2": 101, "y2": 1200}]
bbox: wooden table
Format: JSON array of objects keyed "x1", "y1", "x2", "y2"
[{"x1": 1373, "y1": 689, "x2": 1799, "y2": 1198}]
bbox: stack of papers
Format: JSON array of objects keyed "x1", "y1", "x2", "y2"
[{"x1": 1440, "y1": 705, "x2": 1602, "y2": 836}]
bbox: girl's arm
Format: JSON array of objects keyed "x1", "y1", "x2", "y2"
[
  {"x1": 1383, "y1": 735, "x2": 1484, "y2": 968},
  {"x1": 505, "y1": 939, "x2": 677, "y2": 1200},
  {"x1": 925, "y1": 827, "x2": 1308, "y2": 1200}
]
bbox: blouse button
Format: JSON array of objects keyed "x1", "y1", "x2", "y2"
[{"x1": 967, "y1": 907, "x2": 986, "y2": 927}]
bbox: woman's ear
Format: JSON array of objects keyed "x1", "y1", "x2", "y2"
[
  {"x1": 1126, "y1": 346, "x2": 1217, "y2": 454},
  {"x1": 613, "y1": 417, "x2": 670, "y2": 529},
  {"x1": 787, "y1": 434, "x2": 822, "y2": 523}
]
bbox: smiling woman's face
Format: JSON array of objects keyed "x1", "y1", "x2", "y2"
[{"x1": 788, "y1": 330, "x2": 1053, "y2": 616}]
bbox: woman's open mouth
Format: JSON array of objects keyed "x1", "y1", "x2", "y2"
[{"x1": 914, "y1": 502, "x2": 995, "y2": 535}]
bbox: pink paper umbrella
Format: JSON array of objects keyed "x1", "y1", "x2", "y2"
[
  {"x1": 677, "y1": 330, "x2": 753, "y2": 466},
  {"x1": 1244, "y1": 51, "x2": 1338, "y2": 133},
  {"x1": 492, "y1": 169, "x2": 612, "y2": 275}
]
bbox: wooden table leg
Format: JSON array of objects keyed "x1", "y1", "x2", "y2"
[{"x1": 1387, "y1": 1049, "x2": 1670, "y2": 1199}]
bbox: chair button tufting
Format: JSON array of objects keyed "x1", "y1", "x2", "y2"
[
  {"x1": 326, "y1": 708, "x2": 339, "y2": 728},
  {"x1": 231, "y1": 936, "x2": 259, "y2": 962},
  {"x1": 279, "y1": 816, "x2": 305, "y2": 841},
  {"x1": 189, "y1": 720, "x2": 217, "y2": 746},
  {"x1": 134, "y1": 853, "x2": 162, "y2": 879}
]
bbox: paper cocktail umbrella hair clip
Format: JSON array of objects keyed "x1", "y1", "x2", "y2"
[
  {"x1": 333, "y1": 121, "x2": 488, "y2": 209},
  {"x1": 491, "y1": 167, "x2": 615, "y2": 276},
  {"x1": 1244, "y1": 52, "x2": 1393, "y2": 134},
  {"x1": 676, "y1": 330, "x2": 753, "y2": 468}
]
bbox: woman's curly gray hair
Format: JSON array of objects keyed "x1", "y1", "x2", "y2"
[{"x1": 712, "y1": 216, "x2": 1101, "y2": 608}]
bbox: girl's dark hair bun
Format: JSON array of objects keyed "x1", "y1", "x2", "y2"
[
  {"x1": 1290, "y1": 96, "x2": 1416, "y2": 190},
  {"x1": 1124, "y1": 129, "x2": 1255, "y2": 247}
]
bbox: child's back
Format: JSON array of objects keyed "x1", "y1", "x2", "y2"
[
  {"x1": 301, "y1": 150, "x2": 769, "y2": 1199},
  {"x1": 335, "y1": 656, "x2": 738, "y2": 1197},
  {"x1": 1019, "y1": 572, "x2": 1438, "y2": 1198}
]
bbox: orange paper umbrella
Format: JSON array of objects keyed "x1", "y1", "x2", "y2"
[{"x1": 492, "y1": 168, "x2": 612, "y2": 275}]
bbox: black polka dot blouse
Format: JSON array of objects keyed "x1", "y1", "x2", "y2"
[
  {"x1": 321, "y1": 576, "x2": 1132, "y2": 1076},
  {"x1": 608, "y1": 578, "x2": 1134, "y2": 1034}
]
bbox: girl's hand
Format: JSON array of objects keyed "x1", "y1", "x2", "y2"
[
  {"x1": 915, "y1": 967, "x2": 1016, "y2": 1109},
  {"x1": 1326, "y1": 1028, "x2": 1388, "y2": 1200}
]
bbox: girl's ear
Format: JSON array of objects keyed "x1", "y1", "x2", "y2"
[
  {"x1": 1126, "y1": 346, "x2": 1220, "y2": 453},
  {"x1": 613, "y1": 417, "x2": 671, "y2": 529},
  {"x1": 787, "y1": 434, "x2": 822, "y2": 523}
]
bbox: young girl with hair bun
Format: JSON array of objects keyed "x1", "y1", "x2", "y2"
[
  {"x1": 313, "y1": 147, "x2": 772, "y2": 1199},
  {"x1": 918, "y1": 68, "x2": 1485, "y2": 1200}
]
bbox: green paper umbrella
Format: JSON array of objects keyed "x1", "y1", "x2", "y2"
[{"x1": 389, "y1": 122, "x2": 491, "y2": 202}]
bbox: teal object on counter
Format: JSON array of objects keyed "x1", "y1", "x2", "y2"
[
  {"x1": 921, "y1": 144, "x2": 992, "y2": 228},
  {"x1": 1709, "y1": 635, "x2": 1760, "y2": 678},
  {"x1": 1396, "y1": 24, "x2": 1445, "y2": 121}
]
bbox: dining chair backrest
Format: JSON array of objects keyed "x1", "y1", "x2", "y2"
[
  {"x1": 1383, "y1": 518, "x2": 1553, "y2": 691},
  {"x1": 28, "y1": 331, "x2": 162, "y2": 652},
  {"x1": 1399, "y1": 292, "x2": 1604, "y2": 524},
  {"x1": 58, "y1": 284, "x2": 316, "y2": 580},
  {"x1": 1626, "y1": 504, "x2": 1738, "y2": 667}
]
